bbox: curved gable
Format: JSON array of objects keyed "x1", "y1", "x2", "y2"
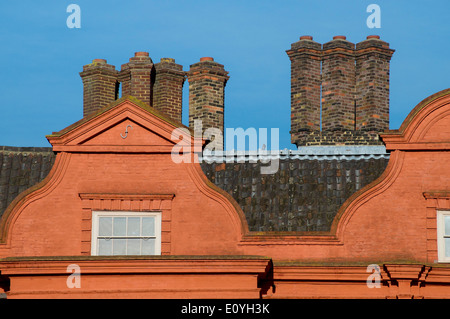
[
  {"x1": 328, "y1": 88, "x2": 450, "y2": 262},
  {"x1": 381, "y1": 88, "x2": 450, "y2": 150},
  {"x1": 0, "y1": 97, "x2": 248, "y2": 258}
]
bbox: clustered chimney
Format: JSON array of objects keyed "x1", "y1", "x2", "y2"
[
  {"x1": 79, "y1": 36, "x2": 393, "y2": 150},
  {"x1": 80, "y1": 54, "x2": 228, "y2": 149},
  {"x1": 287, "y1": 35, "x2": 394, "y2": 147}
]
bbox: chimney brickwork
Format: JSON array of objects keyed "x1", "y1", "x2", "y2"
[
  {"x1": 187, "y1": 57, "x2": 229, "y2": 150},
  {"x1": 79, "y1": 36, "x2": 393, "y2": 149},
  {"x1": 355, "y1": 35, "x2": 395, "y2": 132},
  {"x1": 288, "y1": 35, "x2": 394, "y2": 147},
  {"x1": 80, "y1": 59, "x2": 119, "y2": 117},
  {"x1": 153, "y1": 58, "x2": 185, "y2": 123},
  {"x1": 286, "y1": 36, "x2": 322, "y2": 146},
  {"x1": 118, "y1": 52, "x2": 154, "y2": 106},
  {"x1": 321, "y1": 36, "x2": 356, "y2": 132}
]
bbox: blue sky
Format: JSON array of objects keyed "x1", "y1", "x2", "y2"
[{"x1": 0, "y1": 0, "x2": 448, "y2": 149}]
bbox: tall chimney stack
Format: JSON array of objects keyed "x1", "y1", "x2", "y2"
[
  {"x1": 186, "y1": 57, "x2": 229, "y2": 151},
  {"x1": 355, "y1": 35, "x2": 395, "y2": 132},
  {"x1": 119, "y1": 52, "x2": 154, "y2": 106},
  {"x1": 288, "y1": 35, "x2": 394, "y2": 147},
  {"x1": 153, "y1": 58, "x2": 186, "y2": 123},
  {"x1": 79, "y1": 59, "x2": 119, "y2": 117},
  {"x1": 286, "y1": 36, "x2": 322, "y2": 147},
  {"x1": 321, "y1": 36, "x2": 356, "y2": 132}
]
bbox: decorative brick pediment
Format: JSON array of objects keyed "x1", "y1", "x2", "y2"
[{"x1": 46, "y1": 96, "x2": 198, "y2": 153}]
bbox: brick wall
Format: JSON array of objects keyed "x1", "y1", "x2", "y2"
[{"x1": 0, "y1": 147, "x2": 388, "y2": 233}]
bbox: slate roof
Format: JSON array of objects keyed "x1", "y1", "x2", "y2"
[
  {"x1": 0, "y1": 146, "x2": 389, "y2": 232},
  {"x1": 0, "y1": 146, "x2": 55, "y2": 217},
  {"x1": 201, "y1": 154, "x2": 389, "y2": 232}
]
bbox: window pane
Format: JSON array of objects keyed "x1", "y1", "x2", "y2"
[
  {"x1": 99, "y1": 217, "x2": 112, "y2": 236},
  {"x1": 445, "y1": 216, "x2": 450, "y2": 236},
  {"x1": 113, "y1": 238, "x2": 126, "y2": 255},
  {"x1": 113, "y1": 217, "x2": 126, "y2": 236},
  {"x1": 142, "y1": 238, "x2": 155, "y2": 255},
  {"x1": 127, "y1": 217, "x2": 141, "y2": 236},
  {"x1": 127, "y1": 238, "x2": 141, "y2": 255},
  {"x1": 445, "y1": 238, "x2": 450, "y2": 258},
  {"x1": 98, "y1": 238, "x2": 112, "y2": 255},
  {"x1": 142, "y1": 217, "x2": 155, "y2": 237}
]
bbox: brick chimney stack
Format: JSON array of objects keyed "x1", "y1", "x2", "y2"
[
  {"x1": 119, "y1": 52, "x2": 154, "y2": 106},
  {"x1": 79, "y1": 59, "x2": 119, "y2": 117},
  {"x1": 286, "y1": 36, "x2": 322, "y2": 146},
  {"x1": 321, "y1": 36, "x2": 356, "y2": 132},
  {"x1": 153, "y1": 58, "x2": 186, "y2": 123},
  {"x1": 187, "y1": 57, "x2": 229, "y2": 150},
  {"x1": 355, "y1": 35, "x2": 395, "y2": 132},
  {"x1": 288, "y1": 35, "x2": 394, "y2": 147}
]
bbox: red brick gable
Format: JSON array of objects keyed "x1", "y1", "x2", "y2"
[{"x1": 0, "y1": 97, "x2": 248, "y2": 257}]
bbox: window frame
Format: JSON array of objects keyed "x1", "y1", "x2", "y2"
[
  {"x1": 437, "y1": 210, "x2": 450, "y2": 263},
  {"x1": 91, "y1": 210, "x2": 162, "y2": 256}
]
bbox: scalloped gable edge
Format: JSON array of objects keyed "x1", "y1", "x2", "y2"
[{"x1": 380, "y1": 88, "x2": 450, "y2": 148}]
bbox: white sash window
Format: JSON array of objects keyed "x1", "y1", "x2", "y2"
[
  {"x1": 437, "y1": 210, "x2": 450, "y2": 262},
  {"x1": 91, "y1": 211, "x2": 161, "y2": 256}
]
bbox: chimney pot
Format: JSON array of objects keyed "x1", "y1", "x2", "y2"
[
  {"x1": 200, "y1": 57, "x2": 214, "y2": 62},
  {"x1": 333, "y1": 35, "x2": 347, "y2": 40},
  {"x1": 135, "y1": 52, "x2": 149, "y2": 57},
  {"x1": 300, "y1": 35, "x2": 313, "y2": 40},
  {"x1": 367, "y1": 35, "x2": 380, "y2": 39},
  {"x1": 92, "y1": 59, "x2": 107, "y2": 64}
]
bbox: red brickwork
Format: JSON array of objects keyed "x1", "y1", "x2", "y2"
[
  {"x1": 187, "y1": 57, "x2": 229, "y2": 150},
  {"x1": 119, "y1": 52, "x2": 154, "y2": 106},
  {"x1": 355, "y1": 35, "x2": 395, "y2": 132},
  {"x1": 1, "y1": 90, "x2": 450, "y2": 299},
  {"x1": 79, "y1": 59, "x2": 119, "y2": 117},
  {"x1": 153, "y1": 58, "x2": 185, "y2": 123},
  {"x1": 286, "y1": 36, "x2": 322, "y2": 145}
]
